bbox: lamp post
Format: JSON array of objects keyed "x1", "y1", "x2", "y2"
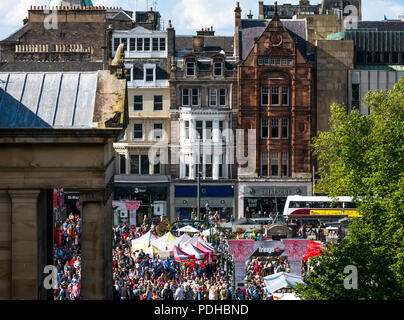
[
  {"x1": 197, "y1": 141, "x2": 201, "y2": 220},
  {"x1": 232, "y1": 259, "x2": 236, "y2": 300}
]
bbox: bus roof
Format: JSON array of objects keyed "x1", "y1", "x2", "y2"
[{"x1": 285, "y1": 195, "x2": 353, "y2": 202}]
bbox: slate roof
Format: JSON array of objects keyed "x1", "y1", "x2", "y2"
[
  {"x1": 0, "y1": 72, "x2": 98, "y2": 128},
  {"x1": 357, "y1": 21, "x2": 404, "y2": 32},
  {"x1": 175, "y1": 36, "x2": 234, "y2": 56},
  {"x1": 239, "y1": 19, "x2": 308, "y2": 61},
  {"x1": 0, "y1": 24, "x2": 29, "y2": 43},
  {"x1": 0, "y1": 61, "x2": 105, "y2": 72}
]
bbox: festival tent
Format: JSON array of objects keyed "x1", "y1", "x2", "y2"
[
  {"x1": 263, "y1": 272, "x2": 305, "y2": 293},
  {"x1": 171, "y1": 233, "x2": 191, "y2": 248},
  {"x1": 272, "y1": 292, "x2": 301, "y2": 300},
  {"x1": 131, "y1": 231, "x2": 159, "y2": 252},
  {"x1": 143, "y1": 245, "x2": 162, "y2": 256},
  {"x1": 177, "y1": 225, "x2": 200, "y2": 233},
  {"x1": 302, "y1": 240, "x2": 323, "y2": 261},
  {"x1": 173, "y1": 245, "x2": 194, "y2": 261},
  {"x1": 195, "y1": 240, "x2": 214, "y2": 254},
  {"x1": 152, "y1": 231, "x2": 177, "y2": 251},
  {"x1": 201, "y1": 227, "x2": 217, "y2": 237},
  {"x1": 182, "y1": 244, "x2": 205, "y2": 260},
  {"x1": 197, "y1": 238, "x2": 214, "y2": 251},
  {"x1": 182, "y1": 234, "x2": 200, "y2": 247}
]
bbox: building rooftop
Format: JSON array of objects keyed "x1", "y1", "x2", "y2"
[
  {"x1": 0, "y1": 71, "x2": 126, "y2": 129},
  {"x1": 175, "y1": 36, "x2": 234, "y2": 56},
  {"x1": 356, "y1": 20, "x2": 404, "y2": 32},
  {"x1": 239, "y1": 19, "x2": 308, "y2": 60}
]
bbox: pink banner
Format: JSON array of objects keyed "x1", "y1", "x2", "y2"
[
  {"x1": 282, "y1": 239, "x2": 310, "y2": 262},
  {"x1": 228, "y1": 240, "x2": 256, "y2": 263},
  {"x1": 125, "y1": 201, "x2": 141, "y2": 211},
  {"x1": 129, "y1": 210, "x2": 137, "y2": 228}
]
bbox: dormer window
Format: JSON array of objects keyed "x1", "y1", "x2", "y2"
[
  {"x1": 143, "y1": 64, "x2": 156, "y2": 83},
  {"x1": 152, "y1": 38, "x2": 159, "y2": 51},
  {"x1": 137, "y1": 38, "x2": 143, "y2": 51},
  {"x1": 144, "y1": 38, "x2": 150, "y2": 51},
  {"x1": 186, "y1": 62, "x2": 195, "y2": 77},
  {"x1": 159, "y1": 38, "x2": 166, "y2": 51},
  {"x1": 146, "y1": 68, "x2": 154, "y2": 81},
  {"x1": 214, "y1": 62, "x2": 223, "y2": 77}
]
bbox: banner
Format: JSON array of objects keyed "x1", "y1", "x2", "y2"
[
  {"x1": 113, "y1": 201, "x2": 141, "y2": 211},
  {"x1": 282, "y1": 239, "x2": 309, "y2": 275},
  {"x1": 130, "y1": 210, "x2": 137, "y2": 229},
  {"x1": 228, "y1": 240, "x2": 256, "y2": 286},
  {"x1": 228, "y1": 239, "x2": 311, "y2": 284},
  {"x1": 125, "y1": 201, "x2": 141, "y2": 211},
  {"x1": 250, "y1": 240, "x2": 284, "y2": 257}
]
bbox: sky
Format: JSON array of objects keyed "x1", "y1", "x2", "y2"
[{"x1": 1, "y1": 0, "x2": 404, "y2": 40}]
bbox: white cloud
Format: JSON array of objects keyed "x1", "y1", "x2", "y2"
[{"x1": 0, "y1": 0, "x2": 403, "y2": 41}]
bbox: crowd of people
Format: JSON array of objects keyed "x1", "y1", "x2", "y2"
[
  {"x1": 53, "y1": 213, "x2": 82, "y2": 300},
  {"x1": 112, "y1": 218, "x2": 236, "y2": 300},
  {"x1": 52, "y1": 210, "x2": 310, "y2": 300},
  {"x1": 241, "y1": 255, "x2": 291, "y2": 300}
]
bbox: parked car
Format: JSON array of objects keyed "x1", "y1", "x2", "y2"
[
  {"x1": 250, "y1": 217, "x2": 274, "y2": 225},
  {"x1": 171, "y1": 220, "x2": 205, "y2": 231}
]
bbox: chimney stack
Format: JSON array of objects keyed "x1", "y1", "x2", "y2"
[
  {"x1": 234, "y1": 2, "x2": 242, "y2": 58},
  {"x1": 247, "y1": 10, "x2": 253, "y2": 19},
  {"x1": 193, "y1": 35, "x2": 204, "y2": 52}
]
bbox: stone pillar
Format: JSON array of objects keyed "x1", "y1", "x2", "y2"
[
  {"x1": 0, "y1": 190, "x2": 11, "y2": 299},
  {"x1": 80, "y1": 190, "x2": 112, "y2": 300},
  {"x1": 8, "y1": 189, "x2": 40, "y2": 300}
]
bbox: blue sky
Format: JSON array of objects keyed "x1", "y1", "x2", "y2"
[{"x1": 1, "y1": 0, "x2": 404, "y2": 40}]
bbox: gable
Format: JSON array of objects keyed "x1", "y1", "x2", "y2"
[{"x1": 240, "y1": 19, "x2": 308, "y2": 63}]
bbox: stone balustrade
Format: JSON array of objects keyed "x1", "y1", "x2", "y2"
[{"x1": 15, "y1": 44, "x2": 93, "y2": 54}]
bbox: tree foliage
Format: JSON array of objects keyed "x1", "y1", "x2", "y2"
[
  {"x1": 155, "y1": 218, "x2": 172, "y2": 237},
  {"x1": 295, "y1": 79, "x2": 404, "y2": 300}
]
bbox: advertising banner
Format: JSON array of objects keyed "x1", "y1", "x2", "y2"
[
  {"x1": 129, "y1": 210, "x2": 137, "y2": 229},
  {"x1": 282, "y1": 239, "x2": 310, "y2": 275},
  {"x1": 228, "y1": 240, "x2": 256, "y2": 286},
  {"x1": 228, "y1": 239, "x2": 310, "y2": 284}
]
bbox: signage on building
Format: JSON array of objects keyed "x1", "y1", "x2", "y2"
[
  {"x1": 134, "y1": 187, "x2": 147, "y2": 194},
  {"x1": 245, "y1": 186, "x2": 307, "y2": 197},
  {"x1": 125, "y1": 201, "x2": 141, "y2": 211},
  {"x1": 153, "y1": 201, "x2": 166, "y2": 216}
]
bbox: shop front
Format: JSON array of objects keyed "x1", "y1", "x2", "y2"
[
  {"x1": 114, "y1": 175, "x2": 170, "y2": 226},
  {"x1": 238, "y1": 183, "x2": 311, "y2": 219},
  {"x1": 174, "y1": 185, "x2": 234, "y2": 222}
]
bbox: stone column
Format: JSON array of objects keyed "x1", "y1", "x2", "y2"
[
  {"x1": 80, "y1": 190, "x2": 112, "y2": 300},
  {"x1": 8, "y1": 189, "x2": 40, "y2": 300},
  {"x1": 0, "y1": 190, "x2": 11, "y2": 299}
]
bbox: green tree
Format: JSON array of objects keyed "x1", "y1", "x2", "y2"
[
  {"x1": 155, "y1": 218, "x2": 172, "y2": 237},
  {"x1": 295, "y1": 79, "x2": 404, "y2": 300}
]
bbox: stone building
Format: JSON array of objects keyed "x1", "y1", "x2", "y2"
[
  {"x1": 111, "y1": 21, "x2": 173, "y2": 225},
  {"x1": 0, "y1": 69, "x2": 128, "y2": 300},
  {"x1": 258, "y1": 0, "x2": 361, "y2": 32},
  {"x1": 316, "y1": 20, "x2": 404, "y2": 132},
  {"x1": 236, "y1": 2, "x2": 313, "y2": 218},
  {"x1": 0, "y1": 2, "x2": 161, "y2": 72},
  {"x1": 169, "y1": 28, "x2": 238, "y2": 221}
]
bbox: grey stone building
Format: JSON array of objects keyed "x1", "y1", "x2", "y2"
[{"x1": 169, "y1": 28, "x2": 238, "y2": 221}]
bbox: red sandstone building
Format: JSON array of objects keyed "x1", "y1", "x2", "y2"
[{"x1": 235, "y1": 2, "x2": 314, "y2": 218}]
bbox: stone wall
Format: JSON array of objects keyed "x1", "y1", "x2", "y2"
[{"x1": 316, "y1": 40, "x2": 354, "y2": 133}]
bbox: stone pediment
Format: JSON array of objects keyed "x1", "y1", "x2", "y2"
[{"x1": 115, "y1": 26, "x2": 166, "y2": 36}]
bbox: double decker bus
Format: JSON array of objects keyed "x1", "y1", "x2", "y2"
[{"x1": 283, "y1": 196, "x2": 361, "y2": 219}]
